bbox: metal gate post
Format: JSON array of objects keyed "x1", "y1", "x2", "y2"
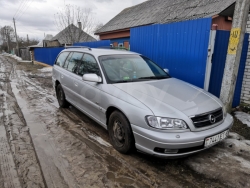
[{"x1": 204, "y1": 30, "x2": 217, "y2": 91}]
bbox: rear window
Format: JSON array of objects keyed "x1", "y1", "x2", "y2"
[
  {"x1": 63, "y1": 52, "x2": 83, "y2": 73},
  {"x1": 55, "y1": 52, "x2": 70, "y2": 67}
]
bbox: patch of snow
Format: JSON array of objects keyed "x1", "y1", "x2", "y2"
[
  {"x1": 12, "y1": 55, "x2": 22, "y2": 61},
  {"x1": 234, "y1": 111, "x2": 250, "y2": 127},
  {"x1": 46, "y1": 95, "x2": 59, "y2": 108},
  {"x1": 2, "y1": 53, "x2": 22, "y2": 61},
  {"x1": 88, "y1": 134, "x2": 111, "y2": 147},
  {"x1": 38, "y1": 67, "x2": 52, "y2": 73}
]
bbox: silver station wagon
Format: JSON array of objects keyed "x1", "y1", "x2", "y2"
[{"x1": 52, "y1": 47, "x2": 233, "y2": 158}]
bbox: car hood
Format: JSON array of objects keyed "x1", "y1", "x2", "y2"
[{"x1": 113, "y1": 78, "x2": 223, "y2": 117}]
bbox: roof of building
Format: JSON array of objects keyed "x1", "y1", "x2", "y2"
[
  {"x1": 52, "y1": 24, "x2": 96, "y2": 44},
  {"x1": 44, "y1": 34, "x2": 54, "y2": 41},
  {"x1": 96, "y1": 0, "x2": 235, "y2": 34},
  {"x1": 36, "y1": 34, "x2": 54, "y2": 47}
]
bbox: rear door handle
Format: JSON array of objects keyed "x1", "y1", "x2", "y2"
[{"x1": 61, "y1": 74, "x2": 64, "y2": 79}]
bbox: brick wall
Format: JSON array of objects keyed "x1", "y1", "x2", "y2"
[{"x1": 240, "y1": 14, "x2": 250, "y2": 104}]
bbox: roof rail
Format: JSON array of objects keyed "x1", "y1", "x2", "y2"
[
  {"x1": 97, "y1": 46, "x2": 128, "y2": 51},
  {"x1": 64, "y1": 46, "x2": 92, "y2": 51}
]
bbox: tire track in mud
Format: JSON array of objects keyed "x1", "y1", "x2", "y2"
[
  {"x1": 11, "y1": 67, "x2": 75, "y2": 187},
  {"x1": 0, "y1": 56, "x2": 46, "y2": 188}
]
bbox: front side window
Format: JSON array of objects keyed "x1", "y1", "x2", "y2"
[
  {"x1": 64, "y1": 52, "x2": 83, "y2": 73},
  {"x1": 77, "y1": 54, "x2": 100, "y2": 76},
  {"x1": 99, "y1": 55, "x2": 170, "y2": 83},
  {"x1": 55, "y1": 52, "x2": 70, "y2": 67}
]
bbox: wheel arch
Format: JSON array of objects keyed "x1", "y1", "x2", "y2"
[
  {"x1": 106, "y1": 106, "x2": 131, "y2": 127},
  {"x1": 55, "y1": 80, "x2": 60, "y2": 93}
]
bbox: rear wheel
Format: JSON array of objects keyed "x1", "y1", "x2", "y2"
[
  {"x1": 56, "y1": 84, "x2": 69, "y2": 108},
  {"x1": 108, "y1": 111, "x2": 134, "y2": 154}
]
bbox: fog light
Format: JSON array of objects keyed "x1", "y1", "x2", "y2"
[{"x1": 164, "y1": 149, "x2": 179, "y2": 154}]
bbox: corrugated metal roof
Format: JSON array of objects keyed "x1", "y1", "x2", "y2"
[
  {"x1": 96, "y1": 0, "x2": 235, "y2": 34},
  {"x1": 52, "y1": 24, "x2": 96, "y2": 44}
]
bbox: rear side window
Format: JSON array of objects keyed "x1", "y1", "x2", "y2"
[
  {"x1": 64, "y1": 52, "x2": 83, "y2": 73},
  {"x1": 55, "y1": 52, "x2": 70, "y2": 67},
  {"x1": 77, "y1": 54, "x2": 100, "y2": 76}
]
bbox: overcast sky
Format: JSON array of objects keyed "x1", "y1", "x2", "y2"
[{"x1": 0, "y1": 0, "x2": 145, "y2": 40}]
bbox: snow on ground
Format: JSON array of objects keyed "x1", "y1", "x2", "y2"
[
  {"x1": 234, "y1": 111, "x2": 250, "y2": 127},
  {"x1": 38, "y1": 67, "x2": 52, "y2": 72},
  {"x1": 186, "y1": 132, "x2": 250, "y2": 187},
  {"x1": 2, "y1": 53, "x2": 22, "y2": 61}
]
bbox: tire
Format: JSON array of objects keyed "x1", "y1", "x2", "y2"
[
  {"x1": 56, "y1": 84, "x2": 69, "y2": 108},
  {"x1": 108, "y1": 111, "x2": 134, "y2": 154}
]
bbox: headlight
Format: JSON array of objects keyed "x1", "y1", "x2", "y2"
[{"x1": 146, "y1": 116, "x2": 189, "y2": 130}]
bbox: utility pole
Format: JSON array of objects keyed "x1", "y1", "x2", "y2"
[
  {"x1": 27, "y1": 34, "x2": 29, "y2": 45},
  {"x1": 13, "y1": 18, "x2": 19, "y2": 56},
  {"x1": 5, "y1": 27, "x2": 10, "y2": 53},
  {"x1": 220, "y1": 0, "x2": 250, "y2": 112}
]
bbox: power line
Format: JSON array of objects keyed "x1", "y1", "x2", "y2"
[
  {"x1": 16, "y1": 0, "x2": 30, "y2": 19},
  {"x1": 16, "y1": 0, "x2": 35, "y2": 20},
  {"x1": 15, "y1": 0, "x2": 30, "y2": 20},
  {"x1": 13, "y1": 0, "x2": 25, "y2": 17},
  {"x1": 14, "y1": 0, "x2": 28, "y2": 18}
]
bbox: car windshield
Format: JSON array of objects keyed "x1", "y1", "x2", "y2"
[{"x1": 99, "y1": 55, "x2": 170, "y2": 83}]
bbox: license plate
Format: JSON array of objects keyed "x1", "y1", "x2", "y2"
[{"x1": 204, "y1": 130, "x2": 229, "y2": 148}]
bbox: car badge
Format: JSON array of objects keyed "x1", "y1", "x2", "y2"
[{"x1": 209, "y1": 114, "x2": 216, "y2": 124}]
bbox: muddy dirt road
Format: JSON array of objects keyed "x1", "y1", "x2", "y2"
[{"x1": 0, "y1": 55, "x2": 250, "y2": 188}]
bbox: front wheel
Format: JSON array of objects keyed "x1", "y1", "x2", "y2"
[
  {"x1": 108, "y1": 111, "x2": 134, "y2": 154},
  {"x1": 56, "y1": 84, "x2": 69, "y2": 108}
]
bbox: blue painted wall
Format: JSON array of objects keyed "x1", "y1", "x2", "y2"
[
  {"x1": 74, "y1": 40, "x2": 111, "y2": 48},
  {"x1": 209, "y1": 31, "x2": 249, "y2": 107},
  {"x1": 130, "y1": 18, "x2": 212, "y2": 88},
  {"x1": 34, "y1": 47, "x2": 64, "y2": 66}
]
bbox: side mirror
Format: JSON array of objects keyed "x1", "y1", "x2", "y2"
[
  {"x1": 164, "y1": 69, "x2": 169, "y2": 74},
  {"x1": 82, "y1": 74, "x2": 102, "y2": 83}
]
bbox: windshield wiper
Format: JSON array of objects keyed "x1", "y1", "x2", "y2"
[
  {"x1": 138, "y1": 76, "x2": 169, "y2": 80},
  {"x1": 113, "y1": 80, "x2": 133, "y2": 83}
]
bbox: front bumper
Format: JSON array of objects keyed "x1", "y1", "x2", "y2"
[{"x1": 132, "y1": 114, "x2": 234, "y2": 158}]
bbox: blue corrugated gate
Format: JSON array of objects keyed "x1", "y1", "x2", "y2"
[
  {"x1": 130, "y1": 18, "x2": 212, "y2": 88},
  {"x1": 209, "y1": 31, "x2": 249, "y2": 107},
  {"x1": 34, "y1": 47, "x2": 64, "y2": 66},
  {"x1": 74, "y1": 40, "x2": 110, "y2": 48}
]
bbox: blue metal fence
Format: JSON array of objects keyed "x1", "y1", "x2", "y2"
[
  {"x1": 74, "y1": 40, "x2": 110, "y2": 48},
  {"x1": 34, "y1": 47, "x2": 64, "y2": 66},
  {"x1": 34, "y1": 40, "x2": 111, "y2": 66},
  {"x1": 209, "y1": 31, "x2": 249, "y2": 107},
  {"x1": 130, "y1": 18, "x2": 212, "y2": 88}
]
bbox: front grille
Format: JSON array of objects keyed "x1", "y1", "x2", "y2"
[{"x1": 191, "y1": 108, "x2": 223, "y2": 128}]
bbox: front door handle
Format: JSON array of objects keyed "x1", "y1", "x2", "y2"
[
  {"x1": 74, "y1": 81, "x2": 78, "y2": 87},
  {"x1": 61, "y1": 75, "x2": 64, "y2": 79}
]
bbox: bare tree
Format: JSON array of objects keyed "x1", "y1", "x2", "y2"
[
  {"x1": 0, "y1": 26, "x2": 15, "y2": 52},
  {"x1": 18, "y1": 36, "x2": 39, "y2": 47},
  {"x1": 94, "y1": 23, "x2": 104, "y2": 40},
  {"x1": 54, "y1": 4, "x2": 96, "y2": 45}
]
